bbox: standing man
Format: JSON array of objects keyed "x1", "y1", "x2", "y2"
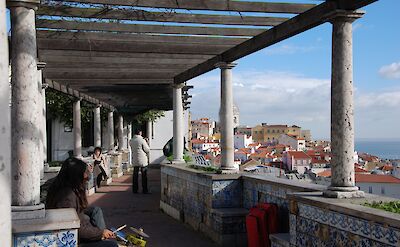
[{"x1": 130, "y1": 129, "x2": 150, "y2": 194}]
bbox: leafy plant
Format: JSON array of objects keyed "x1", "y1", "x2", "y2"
[
  {"x1": 188, "y1": 164, "x2": 221, "y2": 173},
  {"x1": 133, "y1": 110, "x2": 165, "y2": 124},
  {"x1": 364, "y1": 201, "x2": 400, "y2": 214},
  {"x1": 46, "y1": 88, "x2": 108, "y2": 129}
]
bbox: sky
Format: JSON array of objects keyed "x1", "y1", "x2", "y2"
[
  {"x1": 188, "y1": 1, "x2": 400, "y2": 140},
  {"x1": 5, "y1": 1, "x2": 399, "y2": 140}
]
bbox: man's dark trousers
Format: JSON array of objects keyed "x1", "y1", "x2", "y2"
[{"x1": 133, "y1": 166, "x2": 148, "y2": 193}]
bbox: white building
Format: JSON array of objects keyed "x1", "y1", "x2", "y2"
[
  {"x1": 234, "y1": 134, "x2": 253, "y2": 149},
  {"x1": 191, "y1": 118, "x2": 215, "y2": 139},
  {"x1": 278, "y1": 134, "x2": 306, "y2": 151}
]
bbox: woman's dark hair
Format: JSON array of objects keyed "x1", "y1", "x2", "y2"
[
  {"x1": 46, "y1": 157, "x2": 88, "y2": 210},
  {"x1": 94, "y1": 146, "x2": 102, "y2": 153},
  {"x1": 135, "y1": 128, "x2": 142, "y2": 135}
]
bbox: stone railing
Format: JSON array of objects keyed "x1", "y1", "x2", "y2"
[{"x1": 160, "y1": 164, "x2": 400, "y2": 247}]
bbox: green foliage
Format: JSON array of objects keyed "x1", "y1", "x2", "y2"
[
  {"x1": 364, "y1": 201, "x2": 400, "y2": 214},
  {"x1": 46, "y1": 88, "x2": 108, "y2": 129},
  {"x1": 48, "y1": 161, "x2": 62, "y2": 167},
  {"x1": 188, "y1": 164, "x2": 221, "y2": 173},
  {"x1": 133, "y1": 110, "x2": 165, "y2": 124},
  {"x1": 167, "y1": 154, "x2": 192, "y2": 164}
]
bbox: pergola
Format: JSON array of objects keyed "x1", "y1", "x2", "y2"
[{"x1": 0, "y1": 0, "x2": 377, "y2": 245}]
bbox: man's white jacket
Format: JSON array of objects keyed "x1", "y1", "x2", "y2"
[{"x1": 129, "y1": 135, "x2": 150, "y2": 167}]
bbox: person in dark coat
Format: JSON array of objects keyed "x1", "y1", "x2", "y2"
[{"x1": 46, "y1": 157, "x2": 118, "y2": 247}]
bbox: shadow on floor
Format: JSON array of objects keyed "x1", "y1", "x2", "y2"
[{"x1": 88, "y1": 166, "x2": 218, "y2": 247}]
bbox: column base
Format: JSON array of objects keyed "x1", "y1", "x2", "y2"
[
  {"x1": 220, "y1": 167, "x2": 240, "y2": 174},
  {"x1": 323, "y1": 186, "x2": 365, "y2": 199},
  {"x1": 12, "y1": 203, "x2": 45, "y2": 220},
  {"x1": 172, "y1": 159, "x2": 185, "y2": 164}
]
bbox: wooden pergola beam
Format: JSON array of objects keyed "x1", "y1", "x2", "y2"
[
  {"x1": 36, "y1": 19, "x2": 267, "y2": 37},
  {"x1": 36, "y1": 30, "x2": 247, "y2": 45},
  {"x1": 50, "y1": 0, "x2": 315, "y2": 14},
  {"x1": 37, "y1": 38, "x2": 234, "y2": 55},
  {"x1": 40, "y1": 55, "x2": 207, "y2": 65},
  {"x1": 44, "y1": 62, "x2": 195, "y2": 70},
  {"x1": 37, "y1": 5, "x2": 288, "y2": 26},
  {"x1": 54, "y1": 79, "x2": 174, "y2": 85},
  {"x1": 38, "y1": 50, "x2": 213, "y2": 59},
  {"x1": 46, "y1": 79, "x2": 116, "y2": 110},
  {"x1": 44, "y1": 71, "x2": 177, "y2": 80}
]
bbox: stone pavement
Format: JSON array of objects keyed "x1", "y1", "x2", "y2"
[{"x1": 88, "y1": 166, "x2": 218, "y2": 247}]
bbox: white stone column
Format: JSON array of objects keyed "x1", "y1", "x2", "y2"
[
  {"x1": 108, "y1": 111, "x2": 114, "y2": 152},
  {"x1": 94, "y1": 105, "x2": 101, "y2": 148},
  {"x1": 0, "y1": 0, "x2": 11, "y2": 243},
  {"x1": 9, "y1": 0, "x2": 45, "y2": 218},
  {"x1": 146, "y1": 120, "x2": 152, "y2": 162},
  {"x1": 117, "y1": 114, "x2": 125, "y2": 151},
  {"x1": 216, "y1": 62, "x2": 238, "y2": 171},
  {"x1": 173, "y1": 84, "x2": 184, "y2": 163},
  {"x1": 146, "y1": 120, "x2": 152, "y2": 147},
  {"x1": 73, "y1": 99, "x2": 82, "y2": 158},
  {"x1": 127, "y1": 122, "x2": 132, "y2": 164},
  {"x1": 37, "y1": 62, "x2": 46, "y2": 180},
  {"x1": 324, "y1": 11, "x2": 364, "y2": 198}
]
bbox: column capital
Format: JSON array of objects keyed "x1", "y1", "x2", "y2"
[
  {"x1": 215, "y1": 62, "x2": 237, "y2": 70},
  {"x1": 37, "y1": 62, "x2": 46, "y2": 70},
  {"x1": 326, "y1": 10, "x2": 365, "y2": 24},
  {"x1": 172, "y1": 83, "x2": 185, "y2": 89},
  {"x1": 6, "y1": 0, "x2": 40, "y2": 9}
]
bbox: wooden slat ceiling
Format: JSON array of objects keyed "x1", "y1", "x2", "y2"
[{"x1": 36, "y1": 0, "x2": 375, "y2": 114}]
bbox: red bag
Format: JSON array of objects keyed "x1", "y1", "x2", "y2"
[
  {"x1": 246, "y1": 203, "x2": 279, "y2": 247},
  {"x1": 246, "y1": 214, "x2": 262, "y2": 247}
]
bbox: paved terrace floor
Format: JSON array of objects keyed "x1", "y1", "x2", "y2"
[{"x1": 88, "y1": 165, "x2": 218, "y2": 247}]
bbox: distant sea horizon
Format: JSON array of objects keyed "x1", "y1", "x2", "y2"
[
  {"x1": 355, "y1": 139, "x2": 400, "y2": 160},
  {"x1": 314, "y1": 138, "x2": 400, "y2": 160}
]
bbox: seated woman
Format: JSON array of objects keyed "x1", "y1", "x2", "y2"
[
  {"x1": 46, "y1": 157, "x2": 118, "y2": 247},
  {"x1": 92, "y1": 147, "x2": 109, "y2": 188}
]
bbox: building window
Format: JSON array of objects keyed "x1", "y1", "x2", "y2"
[
  {"x1": 369, "y1": 186, "x2": 373, "y2": 193},
  {"x1": 381, "y1": 187, "x2": 385, "y2": 195},
  {"x1": 267, "y1": 130, "x2": 270, "y2": 133}
]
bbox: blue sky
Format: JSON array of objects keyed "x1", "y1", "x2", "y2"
[
  {"x1": 189, "y1": 1, "x2": 400, "y2": 140},
  {"x1": 6, "y1": 1, "x2": 399, "y2": 139}
]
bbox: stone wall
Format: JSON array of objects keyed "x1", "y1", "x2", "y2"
[
  {"x1": 242, "y1": 175, "x2": 325, "y2": 232},
  {"x1": 289, "y1": 192, "x2": 400, "y2": 247},
  {"x1": 161, "y1": 165, "x2": 400, "y2": 247}
]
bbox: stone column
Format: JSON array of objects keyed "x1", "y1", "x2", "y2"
[
  {"x1": 0, "y1": 0, "x2": 11, "y2": 243},
  {"x1": 9, "y1": 0, "x2": 45, "y2": 218},
  {"x1": 216, "y1": 62, "x2": 238, "y2": 171},
  {"x1": 127, "y1": 123, "x2": 132, "y2": 164},
  {"x1": 324, "y1": 11, "x2": 364, "y2": 199},
  {"x1": 146, "y1": 120, "x2": 152, "y2": 163},
  {"x1": 108, "y1": 111, "x2": 114, "y2": 152},
  {"x1": 73, "y1": 99, "x2": 82, "y2": 158},
  {"x1": 146, "y1": 120, "x2": 152, "y2": 147},
  {"x1": 94, "y1": 105, "x2": 101, "y2": 148},
  {"x1": 117, "y1": 114, "x2": 125, "y2": 151},
  {"x1": 37, "y1": 62, "x2": 46, "y2": 179},
  {"x1": 173, "y1": 84, "x2": 184, "y2": 163}
]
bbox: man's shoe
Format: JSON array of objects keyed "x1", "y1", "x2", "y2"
[
  {"x1": 133, "y1": 190, "x2": 138, "y2": 194},
  {"x1": 143, "y1": 191, "x2": 152, "y2": 194}
]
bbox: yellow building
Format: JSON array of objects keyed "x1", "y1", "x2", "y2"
[
  {"x1": 252, "y1": 124, "x2": 302, "y2": 143},
  {"x1": 251, "y1": 125, "x2": 264, "y2": 143}
]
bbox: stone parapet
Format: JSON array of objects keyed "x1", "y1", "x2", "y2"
[{"x1": 13, "y1": 208, "x2": 79, "y2": 247}]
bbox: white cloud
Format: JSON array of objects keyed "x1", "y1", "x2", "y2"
[
  {"x1": 265, "y1": 44, "x2": 318, "y2": 55},
  {"x1": 188, "y1": 70, "x2": 400, "y2": 139},
  {"x1": 379, "y1": 62, "x2": 400, "y2": 79}
]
